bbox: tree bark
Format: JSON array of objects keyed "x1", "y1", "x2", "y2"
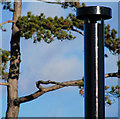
[{"x1": 6, "y1": 0, "x2": 22, "y2": 118}]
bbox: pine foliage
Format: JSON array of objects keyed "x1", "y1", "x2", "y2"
[
  {"x1": 16, "y1": 12, "x2": 84, "y2": 43},
  {"x1": 1, "y1": 1, "x2": 119, "y2": 105},
  {"x1": 0, "y1": 48, "x2": 10, "y2": 80}
]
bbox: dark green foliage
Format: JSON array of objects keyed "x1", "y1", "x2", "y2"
[
  {"x1": 64, "y1": 2, "x2": 119, "y2": 55},
  {"x1": 61, "y1": 1, "x2": 86, "y2": 9},
  {"x1": 106, "y1": 99, "x2": 112, "y2": 105},
  {"x1": 111, "y1": 86, "x2": 115, "y2": 91},
  {"x1": 16, "y1": 12, "x2": 84, "y2": 43},
  {"x1": 105, "y1": 85, "x2": 120, "y2": 105},
  {"x1": 16, "y1": 12, "x2": 119, "y2": 55},
  {"x1": 1, "y1": 1, "x2": 119, "y2": 106},
  {"x1": 105, "y1": 84, "x2": 120, "y2": 104},
  {"x1": 105, "y1": 24, "x2": 119, "y2": 54},
  {"x1": 67, "y1": 13, "x2": 84, "y2": 30},
  {"x1": 78, "y1": 83, "x2": 120, "y2": 105},
  {"x1": 77, "y1": 76, "x2": 120, "y2": 105},
  {"x1": 0, "y1": 48, "x2": 10, "y2": 80},
  {"x1": 105, "y1": 85, "x2": 109, "y2": 90},
  {"x1": 105, "y1": 96, "x2": 108, "y2": 101},
  {"x1": 110, "y1": 85, "x2": 120, "y2": 96}
]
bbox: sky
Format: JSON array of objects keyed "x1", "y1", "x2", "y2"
[{"x1": 0, "y1": 1, "x2": 119, "y2": 118}]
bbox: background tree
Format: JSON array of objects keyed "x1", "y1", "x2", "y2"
[{"x1": 0, "y1": 0, "x2": 119, "y2": 118}]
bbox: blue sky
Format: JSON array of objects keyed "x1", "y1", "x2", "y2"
[{"x1": 0, "y1": 1, "x2": 119, "y2": 118}]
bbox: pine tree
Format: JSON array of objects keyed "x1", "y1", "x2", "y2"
[{"x1": 0, "y1": 0, "x2": 119, "y2": 118}]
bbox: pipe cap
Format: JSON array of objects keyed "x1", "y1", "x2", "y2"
[{"x1": 76, "y1": 6, "x2": 112, "y2": 20}]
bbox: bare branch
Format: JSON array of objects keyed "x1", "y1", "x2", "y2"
[
  {"x1": 38, "y1": 0, "x2": 65, "y2": 5},
  {"x1": 36, "y1": 79, "x2": 83, "y2": 91},
  {"x1": 71, "y1": 28, "x2": 84, "y2": 35},
  {"x1": 14, "y1": 90, "x2": 45, "y2": 105},
  {"x1": 14, "y1": 79, "x2": 83, "y2": 105},
  {"x1": 105, "y1": 72, "x2": 119, "y2": 78},
  {"x1": 0, "y1": 20, "x2": 15, "y2": 26},
  {"x1": 38, "y1": 0, "x2": 80, "y2": 7},
  {"x1": 0, "y1": 82, "x2": 9, "y2": 86},
  {"x1": 14, "y1": 72, "x2": 118, "y2": 105}
]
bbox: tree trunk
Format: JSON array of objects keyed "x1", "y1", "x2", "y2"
[{"x1": 6, "y1": 1, "x2": 22, "y2": 118}]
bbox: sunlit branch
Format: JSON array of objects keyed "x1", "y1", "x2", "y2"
[
  {"x1": 0, "y1": 82, "x2": 9, "y2": 86},
  {"x1": 105, "y1": 72, "x2": 118, "y2": 78},
  {"x1": 14, "y1": 72, "x2": 118, "y2": 105},
  {"x1": 14, "y1": 79, "x2": 83, "y2": 105},
  {"x1": 0, "y1": 20, "x2": 15, "y2": 26},
  {"x1": 38, "y1": 0, "x2": 65, "y2": 5},
  {"x1": 71, "y1": 28, "x2": 84, "y2": 35}
]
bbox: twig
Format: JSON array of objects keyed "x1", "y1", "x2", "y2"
[
  {"x1": 0, "y1": 82, "x2": 9, "y2": 86},
  {"x1": 38, "y1": 0, "x2": 65, "y2": 5},
  {"x1": 0, "y1": 20, "x2": 15, "y2": 26},
  {"x1": 71, "y1": 28, "x2": 84, "y2": 35},
  {"x1": 105, "y1": 72, "x2": 119, "y2": 78}
]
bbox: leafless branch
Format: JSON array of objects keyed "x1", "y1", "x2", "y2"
[
  {"x1": 14, "y1": 79, "x2": 83, "y2": 105},
  {"x1": 0, "y1": 20, "x2": 15, "y2": 26},
  {"x1": 0, "y1": 82, "x2": 9, "y2": 86},
  {"x1": 14, "y1": 72, "x2": 118, "y2": 105},
  {"x1": 105, "y1": 72, "x2": 119, "y2": 78},
  {"x1": 36, "y1": 79, "x2": 83, "y2": 91},
  {"x1": 38, "y1": 0, "x2": 65, "y2": 5},
  {"x1": 38, "y1": 0, "x2": 80, "y2": 5}
]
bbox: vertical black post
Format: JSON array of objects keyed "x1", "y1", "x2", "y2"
[
  {"x1": 98, "y1": 19, "x2": 105, "y2": 118},
  {"x1": 76, "y1": 6, "x2": 112, "y2": 118},
  {"x1": 84, "y1": 19, "x2": 99, "y2": 118}
]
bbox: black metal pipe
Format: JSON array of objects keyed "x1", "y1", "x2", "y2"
[
  {"x1": 76, "y1": 6, "x2": 112, "y2": 118},
  {"x1": 98, "y1": 19, "x2": 105, "y2": 118},
  {"x1": 84, "y1": 19, "x2": 99, "y2": 118}
]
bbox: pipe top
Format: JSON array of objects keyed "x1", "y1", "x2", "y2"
[{"x1": 76, "y1": 6, "x2": 112, "y2": 21}]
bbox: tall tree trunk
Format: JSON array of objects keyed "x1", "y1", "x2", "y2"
[{"x1": 6, "y1": 1, "x2": 22, "y2": 118}]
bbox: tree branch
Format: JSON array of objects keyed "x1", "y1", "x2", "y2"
[
  {"x1": 0, "y1": 20, "x2": 15, "y2": 26},
  {"x1": 38, "y1": 0, "x2": 80, "y2": 7},
  {"x1": 36, "y1": 79, "x2": 83, "y2": 91},
  {"x1": 14, "y1": 79, "x2": 83, "y2": 105},
  {"x1": 0, "y1": 82, "x2": 9, "y2": 86},
  {"x1": 38, "y1": 0, "x2": 65, "y2": 5},
  {"x1": 105, "y1": 72, "x2": 119, "y2": 78},
  {"x1": 105, "y1": 43, "x2": 119, "y2": 54},
  {"x1": 71, "y1": 28, "x2": 84, "y2": 35},
  {"x1": 14, "y1": 72, "x2": 118, "y2": 105}
]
